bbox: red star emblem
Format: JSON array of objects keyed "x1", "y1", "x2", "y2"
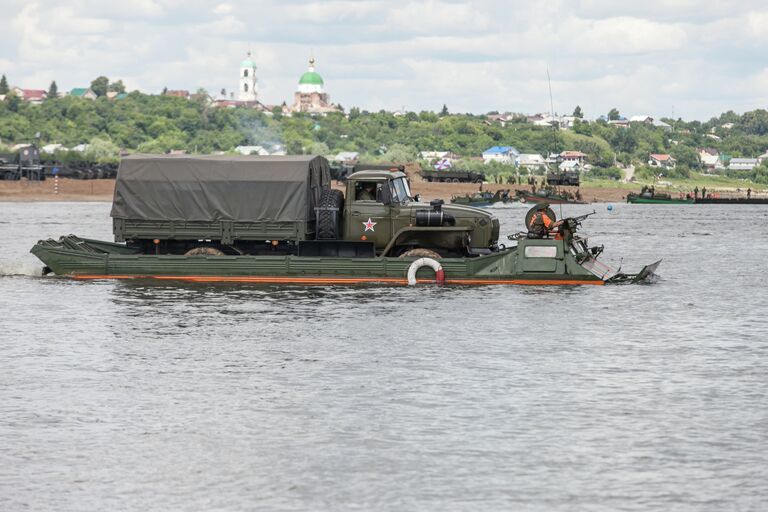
[{"x1": 363, "y1": 218, "x2": 377, "y2": 232}]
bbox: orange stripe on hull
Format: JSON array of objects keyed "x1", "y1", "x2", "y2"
[{"x1": 70, "y1": 274, "x2": 604, "y2": 286}]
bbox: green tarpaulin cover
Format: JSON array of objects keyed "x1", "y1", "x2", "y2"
[{"x1": 111, "y1": 154, "x2": 330, "y2": 223}]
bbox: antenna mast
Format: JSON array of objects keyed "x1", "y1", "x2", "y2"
[{"x1": 546, "y1": 67, "x2": 558, "y2": 163}]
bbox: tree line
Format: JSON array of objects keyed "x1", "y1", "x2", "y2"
[{"x1": 1, "y1": 75, "x2": 768, "y2": 183}]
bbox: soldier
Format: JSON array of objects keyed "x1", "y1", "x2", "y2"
[
  {"x1": 529, "y1": 203, "x2": 563, "y2": 238},
  {"x1": 357, "y1": 182, "x2": 376, "y2": 201},
  {"x1": 694, "y1": 186, "x2": 699, "y2": 199},
  {"x1": 702, "y1": 186, "x2": 707, "y2": 199},
  {"x1": 748, "y1": 188, "x2": 752, "y2": 199}
]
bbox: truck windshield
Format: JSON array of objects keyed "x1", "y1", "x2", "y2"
[{"x1": 390, "y1": 178, "x2": 412, "y2": 202}]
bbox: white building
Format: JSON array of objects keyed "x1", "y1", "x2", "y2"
[
  {"x1": 559, "y1": 160, "x2": 581, "y2": 171},
  {"x1": 648, "y1": 153, "x2": 676, "y2": 169},
  {"x1": 238, "y1": 52, "x2": 258, "y2": 102},
  {"x1": 334, "y1": 151, "x2": 359, "y2": 163},
  {"x1": 419, "y1": 151, "x2": 453, "y2": 162},
  {"x1": 41, "y1": 143, "x2": 66, "y2": 153},
  {"x1": 516, "y1": 153, "x2": 546, "y2": 171},
  {"x1": 728, "y1": 158, "x2": 758, "y2": 171},
  {"x1": 698, "y1": 148, "x2": 719, "y2": 168}
]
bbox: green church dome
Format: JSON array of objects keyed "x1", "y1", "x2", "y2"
[
  {"x1": 241, "y1": 51, "x2": 256, "y2": 68},
  {"x1": 298, "y1": 58, "x2": 324, "y2": 86},
  {"x1": 299, "y1": 71, "x2": 324, "y2": 85}
]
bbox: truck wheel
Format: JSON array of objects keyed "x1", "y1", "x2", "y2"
[
  {"x1": 452, "y1": 178, "x2": 460, "y2": 183},
  {"x1": 317, "y1": 188, "x2": 344, "y2": 240},
  {"x1": 474, "y1": 177, "x2": 483, "y2": 184},
  {"x1": 398, "y1": 248, "x2": 442, "y2": 259}
]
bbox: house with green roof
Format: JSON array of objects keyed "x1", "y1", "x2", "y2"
[{"x1": 69, "y1": 87, "x2": 97, "y2": 100}]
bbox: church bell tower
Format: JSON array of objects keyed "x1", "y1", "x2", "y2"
[{"x1": 238, "y1": 51, "x2": 258, "y2": 102}]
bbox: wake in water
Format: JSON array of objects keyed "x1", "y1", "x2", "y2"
[{"x1": 0, "y1": 260, "x2": 45, "y2": 277}]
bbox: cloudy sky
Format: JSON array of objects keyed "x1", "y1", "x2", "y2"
[{"x1": 2, "y1": 0, "x2": 767, "y2": 120}]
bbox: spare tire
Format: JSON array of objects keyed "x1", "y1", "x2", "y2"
[
  {"x1": 316, "y1": 189, "x2": 344, "y2": 240},
  {"x1": 184, "y1": 246, "x2": 225, "y2": 256},
  {"x1": 398, "y1": 248, "x2": 441, "y2": 259}
]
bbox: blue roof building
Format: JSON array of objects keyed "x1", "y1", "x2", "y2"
[{"x1": 482, "y1": 146, "x2": 520, "y2": 164}]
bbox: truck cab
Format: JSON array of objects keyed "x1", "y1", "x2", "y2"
[{"x1": 342, "y1": 170, "x2": 499, "y2": 257}]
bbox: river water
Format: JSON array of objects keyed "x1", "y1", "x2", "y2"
[{"x1": 1, "y1": 201, "x2": 766, "y2": 511}]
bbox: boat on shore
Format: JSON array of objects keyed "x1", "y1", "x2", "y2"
[
  {"x1": 627, "y1": 186, "x2": 694, "y2": 204},
  {"x1": 695, "y1": 197, "x2": 768, "y2": 205},
  {"x1": 627, "y1": 194, "x2": 694, "y2": 204},
  {"x1": 518, "y1": 187, "x2": 587, "y2": 205},
  {"x1": 519, "y1": 193, "x2": 587, "y2": 205},
  {"x1": 450, "y1": 190, "x2": 517, "y2": 208}
]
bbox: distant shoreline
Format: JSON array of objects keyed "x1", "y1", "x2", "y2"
[{"x1": 0, "y1": 178, "x2": 632, "y2": 203}]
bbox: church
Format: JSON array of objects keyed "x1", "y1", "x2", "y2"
[
  {"x1": 216, "y1": 52, "x2": 341, "y2": 113},
  {"x1": 290, "y1": 57, "x2": 340, "y2": 114},
  {"x1": 238, "y1": 52, "x2": 258, "y2": 103}
]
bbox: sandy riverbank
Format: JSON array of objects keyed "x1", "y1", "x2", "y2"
[
  {"x1": 0, "y1": 178, "x2": 630, "y2": 203},
  {"x1": 0, "y1": 179, "x2": 117, "y2": 202}
]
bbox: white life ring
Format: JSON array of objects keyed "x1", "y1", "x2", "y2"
[{"x1": 407, "y1": 257, "x2": 445, "y2": 286}]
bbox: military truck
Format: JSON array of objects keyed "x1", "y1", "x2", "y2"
[
  {"x1": 0, "y1": 144, "x2": 45, "y2": 180},
  {"x1": 111, "y1": 154, "x2": 499, "y2": 258},
  {"x1": 329, "y1": 162, "x2": 403, "y2": 182},
  {"x1": 546, "y1": 168, "x2": 580, "y2": 186},
  {"x1": 419, "y1": 168, "x2": 485, "y2": 183}
]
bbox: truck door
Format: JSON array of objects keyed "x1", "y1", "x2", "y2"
[{"x1": 345, "y1": 180, "x2": 391, "y2": 249}]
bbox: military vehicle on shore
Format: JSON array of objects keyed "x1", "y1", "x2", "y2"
[
  {"x1": 419, "y1": 168, "x2": 486, "y2": 183},
  {"x1": 546, "y1": 168, "x2": 580, "y2": 186},
  {"x1": 31, "y1": 154, "x2": 659, "y2": 286},
  {"x1": 1, "y1": 144, "x2": 44, "y2": 181}
]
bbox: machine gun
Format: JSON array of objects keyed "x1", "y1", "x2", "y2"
[{"x1": 563, "y1": 210, "x2": 596, "y2": 229}]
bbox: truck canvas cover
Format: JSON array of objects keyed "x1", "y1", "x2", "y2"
[{"x1": 111, "y1": 154, "x2": 330, "y2": 223}]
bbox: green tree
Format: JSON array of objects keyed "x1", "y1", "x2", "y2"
[
  {"x1": 573, "y1": 105, "x2": 583, "y2": 119},
  {"x1": 572, "y1": 119, "x2": 591, "y2": 136},
  {"x1": 753, "y1": 160, "x2": 768, "y2": 184},
  {"x1": 90, "y1": 76, "x2": 109, "y2": 97},
  {"x1": 739, "y1": 109, "x2": 768, "y2": 135},
  {"x1": 7, "y1": 92, "x2": 21, "y2": 112},
  {"x1": 307, "y1": 141, "x2": 330, "y2": 155},
  {"x1": 381, "y1": 143, "x2": 417, "y2": 163},
  {"x1": 440, "y1": 104, "x2": 449, "y2": 116},
  {"x1": 108, "y1": 80, "x2": 126, "y2": 94},
  {"x1": 0, "y1": 74, "x2": 8, "y2": 94},
  {"x1": 608, "y1": 108, "x2": 621, "y2": 121},
  {"x1": 669, "y1": 144, "x2": 699, "y2": 169},
  {"x1": 47, "y1": 80, "x2": 58, "y2": 99},
  {"x1": 608, "y1": 127, "x2": 638, "y2": 154},
  {"x1": 84, "y1": 137, "x2": 120, "y2": 162}
]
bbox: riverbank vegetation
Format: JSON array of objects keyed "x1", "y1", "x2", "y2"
[{"x1": 1, "y1": 90, "x2": 768, "y2": 186}]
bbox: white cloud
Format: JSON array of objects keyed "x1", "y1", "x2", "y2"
[
  {"x1": 3, "y1": 0, "x2": 768, "y2": 119},
  {"x1": 213, "y1": 3, "x2": 233, "y2": 15}
]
